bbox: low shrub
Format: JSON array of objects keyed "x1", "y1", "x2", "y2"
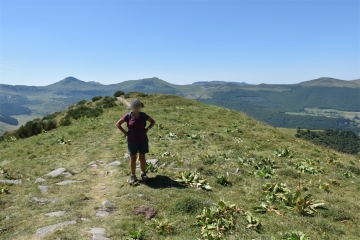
[{"x1": 92, "y1": 96, "x2": 103, "y2": 102}]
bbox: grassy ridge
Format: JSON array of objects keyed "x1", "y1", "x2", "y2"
[{"x1": 0, "y1": 93, "x2": 359, "y2": 239}]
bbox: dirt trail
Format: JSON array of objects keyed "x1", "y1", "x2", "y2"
[{"x1": 117, "y1": 96, "x2": 130, "y2": 108}]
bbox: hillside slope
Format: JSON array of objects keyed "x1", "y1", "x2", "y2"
[
  {"x1": 1, "y1": 76, "x2": 359, "y2": 136},
  {"x1": 0, "y1": 93, "x2": 359, "y2": 239}
]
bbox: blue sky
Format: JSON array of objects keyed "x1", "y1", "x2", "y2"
[{"x1": 0, "y1": 0, "x2": 359, "y2": 86}]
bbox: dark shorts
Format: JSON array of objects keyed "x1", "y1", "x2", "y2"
[{"x1": 128, "y1": 140, "x2": 149, "y2": 155}]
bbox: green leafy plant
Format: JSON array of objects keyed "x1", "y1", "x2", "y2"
[
  {"x1": 0, "y1": 167, "x2": 13, "y2": 180},
  {"x1": 253, "y1": 165, "x2": 275, "y2": 178},
  {"x1": 175, "y1": 171, "x2": 211, "y2": 190},
  {"x1": 56, "y1": 136, "x2": 71, "y2": 145},
  {"x1": 199, "y1": 154, "x2": 217, "y2": 165},
  {"x1": 126, "y1": 229, "x2": 145, "y2": 240},
  {"x1": 216, "y1": 176, "x2": 232, "y2": 187},
  {"x1": 318, "y1": 181, "x2": 330, "y2": 193},
  {"x1": 282, "y1": 231, "x2": 309, "y2": 240},
  {"x1": 196, "y1": 200, "x2": 261, "y2": 239},
  {"x1": 274, "y1": 147, "x2": 292, "y2": 164},
  {"x1": 1, "y1": 185, "x2": 10, "y2": 194},
  {"x1": 262, "y1": 183, "x2": 290, "y2": 202},
  {"x1": 342, "y1": 172, "x2": 353, "y2": 178},
  {"x1": 295, "y1": 159, "x2": 324, "y2": 175},
  {"x1": 185, "y1": 133, "x2": 201, "y2": 139},
  {"x1": 149, "y1": 219, "x2": 175, "y2": 235},
  {"x1": 243, "y1": 210, "x2": 261, "y2": 231},
  {"x1": 162, "y1": 151, "x2": 170, "y2": 157},
  {"x1": 282, "y1": 190, "x2": 325, "y2": 216},
  {"x1": 167, "y1": 132, "x2": 178, "y2": 138},
  {"x1": 145, "y1": 163, "x2": 158, "y2": 173}
]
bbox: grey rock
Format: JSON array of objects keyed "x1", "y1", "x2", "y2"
[
  {"x1": 62, "y1": 172, "x2": 73, "y2": 177},
  {"x1": 96, "y1": 210, "x2": 109, "y2": 217},
  {"x1": 93, "y1": 235, "x2": 110, "y2": 240},
  {"x1": 81, "y1": 217, "x2": 90, "y2": 221},
  {"x1": 55, "y1": 180, "x2": 84, "y2": 186},
  {"x1": 87, "y1": 228, "x2": 110, "y2": 240},
  {"x1": 31, "y1": 197, "x2": 58, "y2": 203},
  {"x1": 25, "y1": 178, "x2": 30, "y2": 181},
  {"x1": 146, "y1": 159, "x2": 159, "y2": 165},
  {"x1": 88, "y1": 161, "x2": 96, "y2": 165},
  {"x1": 38, "y1": 185, "x2": 49, "y2": 194},
  {"x1": 102, "y1": 200, "x2": 116, "y2": 208},
  {"x1": 35, "y1": 220, "x2": 76, "y2": 237},
  {"x1": 90, "y1": 164, "x2": 98, "y2": 168},
  {"x1": 138, "y1": 194, "x2": 144, "y2": 198},
  {"x1": 45, "y1": 211, "x2": 66, "y2": 217},
  {"x1": 0, "y1": 179, "x2": 22, "y2": 184},
  {"x1": 45, "y1": 168, "x2": 66, "y2": 177},
  {"x1": 35, "y1": 177, "x2": 46, "y2": 184},
  {"x1": 5, "y1": 216, "x2": 9, "y2": 221},
  {"x1": 87, "y1": 228, "x2": 105, "y2": 235},
  {"x1": 235, "y1": 168, "x2": 240, "y2": 174},
  {"x1": 105, "y1": 161, "x2": 122, "y2": 167},
  {"x1": 124, "y1": 153, "x2": 130, "y2": 160}
]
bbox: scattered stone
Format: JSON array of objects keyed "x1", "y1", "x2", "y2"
[
  {"x1": 31, "y1": 197, "x2": 57, "y2": 203},
  {"x1": 35, "y1": 177, "x2": 46, "y2": 184},
  {"x1": 62, "y1": 172, "x2": 73, "y2": 177},
  {"x1": 81, "y1": 217, "x2": 90, "y2": 221},
  {"x1": 96, "y1": 210, "x2": 109, "y2": 217},
  {"x1": 124, "y1": 153, "x2": 130, "y2": 160},
  {"x1": 5, "y1": 216, "x2": 9, "y2": 221},
  {"x1": 87, "y1": 228, "x2": 105, "y2": 235},
  {"x1": 45, "y1": 211, "x2": 66, "y2": 217},
  {"x1": 45, "y1": 168, "x2": 66, "y2": 177},
  {"x1": 88, "y1": 161, "x2": 96, "y2": 165},
  {"x1": 55, "y1": 180, "x2": 84, "y2": 186},
  {"x1": 38, "y1": 185, "x2": 49, "y2": 194},
  {"x1": 90, "y1": 164, "x2": 98, "y2": 168},
  {"x1": 133, "y1": 206, "x2": 157, "y2": 219},
  {"x1": 105, "y1": 147, "x2": 113, "y2": 150},
  {"x1": 87, "y1": 228, "x2": 110, "y2": 240},
  {"x1": 146, "y1": 159, "x2": 159, "y2": 166},
  {"x1": 25, "y1": 178, "x2": 30, "y2": 181},
  {"x1": 138, "y1": 194, "x2": 144, "y2": 198},
  {"x1": 226, "y1": 172, "x2": 229, "y2": 176},
  {"x1": 235, "y1": 168, "x2": 240, "y2": 174},
  {"x1": 0, "y1": 179, "x2": 22, "y2": 185},
  {"x1": 35, "y1": 220, "x2": 76, "y2": 238},
  {"x1": 93, "y1": 234, "x2": 110, "y2": 240},
  {"x1": 105, "y1": 161, "x2": 122, "y2": 167},
  {"x1": 102, "y1": 200, "x2": 116, "y2": 209}
]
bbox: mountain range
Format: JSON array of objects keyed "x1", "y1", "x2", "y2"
[{"x1": 1, "y1": 76, "x2": 360, "y2": 135}]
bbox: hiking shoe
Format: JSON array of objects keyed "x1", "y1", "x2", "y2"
[
  {"x1": 129, "y1": 175, "x2": 138, "y2": 185},
  {"x1": 141, "y1": 173, "x2": 149, "y2": 182}
]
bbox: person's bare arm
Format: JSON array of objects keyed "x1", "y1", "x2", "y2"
[
  {"x1": 145, "y1": 117, "x2": 155, "y2": 133},
  {"x1": 115, "y1": 119, "x2": 128, "y2": 136}
]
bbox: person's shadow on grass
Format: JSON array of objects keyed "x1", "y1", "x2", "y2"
[{"x1": 143, "y1": 175, "x2": 186, "y2": 189}]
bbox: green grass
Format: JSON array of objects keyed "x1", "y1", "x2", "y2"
[{"x1": 0, "y1": 93, "x2": 359, "y2": 239}]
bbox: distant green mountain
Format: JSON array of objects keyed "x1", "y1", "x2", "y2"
[{"x1": 1, "y1": 76, "x2": 359, "y2": 135}]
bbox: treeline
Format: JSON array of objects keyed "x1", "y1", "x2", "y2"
[
  {"x1": 208, "y1": 86, "x2": 360, "y2": 112},
  {"x1": 0, "y1": 95, "x2": 120, "y2": 141},
  {"x1": 295, "y1": 129, "x2": 360, "y2": 155},
  {"x1": 200, "y1": 98, "x2": 359, "y2": 133}
]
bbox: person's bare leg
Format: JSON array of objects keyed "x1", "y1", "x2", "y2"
[
  {"x1": 139, "y1": 153, "x2": 146, "y2": 174},
  {"x1": 130, "y1": 154, "x2": 137, "y2": 175}
]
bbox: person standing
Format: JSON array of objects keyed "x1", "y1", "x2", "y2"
[{"x1": 116, "y1": 99, "x2": 155, "y2": 184}]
